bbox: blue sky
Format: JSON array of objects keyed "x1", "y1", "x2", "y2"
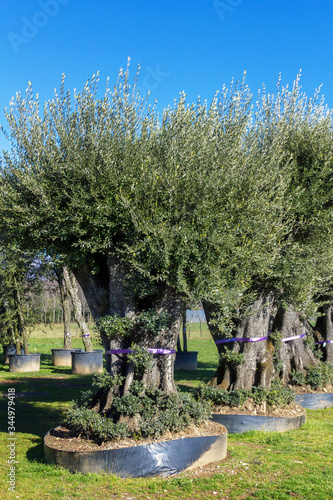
[{"x1": 1, "y1": 0, "x2": 333, "y2": 151}]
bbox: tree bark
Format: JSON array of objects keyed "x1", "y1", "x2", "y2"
[
  {"x1": 55, "y1": 269, "x2": 72, "y2": 349},
  {"x1": 314, "y1": 298, "x2": 333, "y2": 363},
  {"x1": 62, "y1": 267, "x2": 93, "y2": 352},
  {"x1": 73, "y1": 252, "x2": 184, "y2": 394},
  {"x1": 203, "y1": 290, "x2": 276, "y2": 390},
  {"x1": 271, "y1": 306, "x2": 319, "y2": 382},
  {"x1": 13, "y1": 276, "x2": 29, "y2": 354}
]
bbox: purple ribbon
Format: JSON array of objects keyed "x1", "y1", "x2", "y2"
[
  {"x1": 215, "y1": 332, "x2": 308, "y2": 345},
  {"x1": 316, "y1": 340, "x2": 333, "y2": 344},
  {"x1": 281, "y1": 333, "x2": 306, "y2": 342},
  {"x1": 82, "y1": 334, "x2": 90, "y2": 338},
  {"x1": 215, "y1": 335, "x2": 270, "y2": 344},
  {"x1": 105, "y1": 348, "x2": 176, "y2": 355},
  {"x1": 64, "y1": 333, "x2": 71, "y2": 336}
]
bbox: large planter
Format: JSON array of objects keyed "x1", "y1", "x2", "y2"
[
  {"x1": 51, "y1": 348, "x2": 83, "y2": 367},
  {"x1": 295, "y1": 393, "x2": 333, "y2": 409},
  {"x1": 3, "y1": 345, "x2": 25, "y2": 364},
  {"x1": 211, "y1": 412, "x2": 306, "y2": 434},
  {"x1": 44, "y1": 426, "x2": 227, "y2": 477},
  {"x1": 71, "y1": 350, "x2": 103, "y2": 375},
  {"x1": 3, "y1": 345, "x2": 16, "y2": 364},
  {"x1": 174, "y1": 351, "x2": 199, "y2": 370},
  {"x1": 8, "y1": 353, "x2": 41, "y2": 373}
]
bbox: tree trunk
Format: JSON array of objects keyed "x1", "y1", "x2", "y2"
[
  {"x1": 203, "y1": 290, "x2": 276, "y2": 390},
  {"x1": 315, "y1": 298, "x2": 333, "y2": 363},
  {"x1": 182, "y1": 312, "x2": 188, "y2": 352},
  {"x1": 55, "y1": 270, "x2": 72, "y2": 349},
  {"x1": 271, "y1": 306, "x2": 319, "y2": 382},
  {"x1": 62, "y1": 267, "x2": 93, "y2": 352},
  {"x1": 73, "y1": 252, "x2": 184, "y2": 394},
  {"x1": 13, "y1": 276, "x2": 29, "y2": 355}
]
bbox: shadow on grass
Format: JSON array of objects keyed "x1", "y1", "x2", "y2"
[
  {"x1": 174, "y1": 360, "x2": 217, "y2": 385},
  {"x1": 0, "y1": 374, "x2": 93, "y2": 433}
]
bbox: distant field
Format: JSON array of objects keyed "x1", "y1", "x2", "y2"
[
  {"x1": 28, "y1": 323, "x2": 96, "y2": 339},
  {"x1": 28, "y1": 321, "x2": 211, "y2": 339}
]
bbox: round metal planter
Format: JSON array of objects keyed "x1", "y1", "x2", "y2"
[
  {"x1": 174, "y1": 351, "x2": 199, "y2": 370},
  {"x1": 44, "y1": 427, "x2": 227, "y2": 477},
  {"x1": 3, "y1": 345, "x2": 16, "y2": 364},
  {"x1": 295, "y1": 393, "x2": 333, "y2": 409},
  {"x1": 71, "y1": 350, "x2": 104, "y2": 375},
  {"x1": 211, "y1": 412, "x2": 306, "y2": 434},
  {"x1": 51, "y1": 348, "x2": 83, "y2": 367},
  {"x1": 8, "y1": 353, "x2": 41, "y2": 373}
]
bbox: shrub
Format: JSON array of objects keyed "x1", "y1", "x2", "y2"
[
  {"x1": 95, "y1": 314, "x2": 133, "y2": 339},
  {"x1": 195, "y1": 381, "x2": 295, "y2": 408},
  {"x1": 228, "y1": 389, "x2": 248, "y2": 407},
  {"x1": 194, "y1": 384, "x2": 230, "y2": 405},
  {"x1": 290, "y1": 369, "x2": 306, "y2": 386},
  {"x1": 64, "y1": 386, "x2": 211, "y2": 443},
  {"x1": 251, "y1": 386, "x2": 267, "y2": 405},
  {"x1": 306, "y1": 362, "x2": 333, "y2": 389},
  {"x1": 265, "y1": 379, "x2": 295, "y2": 407},
  {"x1": 64, "y1": 404, "x2": 130, "y2": 443}
]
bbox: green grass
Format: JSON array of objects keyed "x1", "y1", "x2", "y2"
[{"x1": 0, "y1": 329, "x2": 332, "y2": 500}]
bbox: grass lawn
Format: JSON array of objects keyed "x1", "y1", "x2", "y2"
[{"x1": 0, "y1": 326, "x2": 332, "y2": 500}]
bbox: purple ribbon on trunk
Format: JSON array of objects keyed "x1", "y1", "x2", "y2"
[
  {"x1": 105, "y1": 348, "x2": 176, "y2": 355},
  {"x1": 215, "y1": 334, "x2": 270, "y2": 344},
  {"x1": 316, "y1": 340, "x2": 333, "y2": 344},
  {"x1": 215, "y1": 332, "x2": 308, "y2": 345},
  {"x1": 82, "y1": 334, "x2": 90, "y2": 338},
  {"x1": 281, "y1": 333, "x2": 306, "y2": 342}
]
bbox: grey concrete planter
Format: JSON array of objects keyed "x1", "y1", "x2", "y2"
[
  {"x1": 211, "y1": 412, "x2": 306, "y2": 434},
  {"x1": 174, "y1": 351, "x2": 199, "y2": 370},
  {"x1": 8, "y1": 353, "x2": 41, "y2": 373},
  {"x1": 295, "y1": 393, "x2": 333, "y2": 409},
  {"x1": 3, "y1": 345, "x2": 26, "y2": 364},
  {"x1": 71, "y1": 350, "x2": 103, "y2": 375},
  {"x1": 52, "y1": 348, "x2": 83, "y2": 367},
  {"x1": 44, "y1": 426, "x2": 227, "y2": 477},
  {"x1": 3, "y1": 345, "x2": 16, "y2": 364}
]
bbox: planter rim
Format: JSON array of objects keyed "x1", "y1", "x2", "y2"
[
  {"x1": 44, "y1": 426, "x2": 227, "y2": 477},
  {"x1": 8, "y1": 352, "x2": 41, "y2": 356},
  {"x1": 71, "y1": 349, "x2": 103, "y2": 353},
  {"x1": 211, "y1": 412, "x2": 306, "y2": 434},
  {"x1": 51, "y1": 348, "x2": 83, "y2": 351},
  {"x1": 176, "y1": 350, "x2": 199, "y2": 353}
]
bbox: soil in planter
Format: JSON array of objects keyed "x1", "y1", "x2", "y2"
[
  {"x1": 211, "y1": 401, "x2": 306, "y2": 419},
  {"x1": 44, "y1": 420, "x2": 226, "y2": 453},
  {"x1": 291, "y1": 383, "x2": 333, "y2": 394}
]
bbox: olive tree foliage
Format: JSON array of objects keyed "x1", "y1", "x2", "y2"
[
  {"x1": 0, "y1": 64, "x2": 300, "y2": 394},
  {"x1": 206, "y1": 74, "x2": 333, "y2": 390}
]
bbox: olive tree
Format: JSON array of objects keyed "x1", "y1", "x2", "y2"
[{"x1": 204, "y1": 75, "x2": 333, "y2": 390}]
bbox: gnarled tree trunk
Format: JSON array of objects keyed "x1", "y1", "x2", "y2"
[
  {"x1": 271, "y1": 306, "x2": 319, "y2": 382},
  {"x1": 55, "y1": 269, "x2": 72, "y2": 349},
  {"x1": 314, "y1": 298, "x2": 333, "y2": 363},
  {"x1": 203, "y1": 290, "x2": 276, "y2": 390},
  {"x1": 62, "y1": 267, "x2": 93, "y2": 352},
  {"x1": 13, "y1": 276, "x2": 29, "y2": 354},
  {"x1": 72, "y1": 252, "x2": 184, "y2": 396}
]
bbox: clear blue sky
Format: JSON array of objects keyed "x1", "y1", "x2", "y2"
[{"x1": 1, "y1": 0, "x2": 332, "y2": 151}]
